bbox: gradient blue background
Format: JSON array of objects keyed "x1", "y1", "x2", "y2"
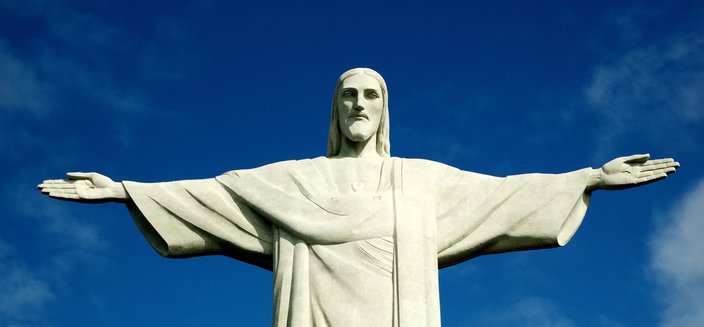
[{"x1": 2, "y1": 1, "x2": 703, "y2": 326}]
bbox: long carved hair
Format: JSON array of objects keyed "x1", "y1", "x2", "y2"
[{"x1": 326, "y1": 68, "x2": 390, "y2": 158}]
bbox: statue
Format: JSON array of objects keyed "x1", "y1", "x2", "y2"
[{"x1": 38, "y1": 68, "x2": 679, "y2": 326}]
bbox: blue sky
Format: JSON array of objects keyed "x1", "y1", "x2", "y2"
[{"x1": 1, "y1": 0, "x2": 703, "y2": 326}]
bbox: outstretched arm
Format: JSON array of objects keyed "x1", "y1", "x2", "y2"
[
  {"x1": 38, "y1": 172, "x2": 129, "y2": 203},
  {"x1": 586, "y1": 154, "x2": 679, "y2": 192}
]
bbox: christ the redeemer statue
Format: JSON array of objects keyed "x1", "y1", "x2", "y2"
[{"x1": 38, "y1": 68, "x2": 679, "y2": 327}]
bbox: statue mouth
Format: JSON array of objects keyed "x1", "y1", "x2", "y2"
[{"x1": 350, "y1": 114, "x2": 368, "y2": 120}]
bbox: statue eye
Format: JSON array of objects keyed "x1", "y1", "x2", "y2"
[
  {"x1": 341, "y1": 90, "x2": 355, "y2": 97},
  {"x1": 366, "y1": 90, "x2": 379, "y2": 98}
]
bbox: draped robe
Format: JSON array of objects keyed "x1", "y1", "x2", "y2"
[{"x1": 123, "y1": 157, "x2": 592, "y2": 327}]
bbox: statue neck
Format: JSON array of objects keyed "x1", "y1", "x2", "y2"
[{"x1": 336, "y1": 134, "x2": 380, "y2": 158}]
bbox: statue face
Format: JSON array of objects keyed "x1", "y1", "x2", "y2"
[{"x1": 337, "y1": 74, "x2": 383, "y2": 143}]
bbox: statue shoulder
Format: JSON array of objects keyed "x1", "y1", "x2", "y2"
[
  {"x1": 399, "y1": 157, "x2": 500, "y2": 181},
  {"x1": 394, "y1": 158, "x2": 463, "y2": 188},
  {"x1": 398, "y1": 157, "x2": 459, "y2": 173},
  {"x1": 220, "y1": 158, "x2": 317, "y2": 177},
  {"x1": 223, "y1": 157, "x2": 328, "y2": 175}
]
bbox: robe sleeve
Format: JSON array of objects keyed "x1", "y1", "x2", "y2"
[
  {"x1": 123, "y1": 177, "x2": 274, "y2": 270},
  {"x1": 431, "y1": 164, "x2": 592, "y2": 268}
]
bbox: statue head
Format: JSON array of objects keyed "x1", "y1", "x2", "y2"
[{"x1": 327, "y1": 68, "x2": 390, "y2": 158}]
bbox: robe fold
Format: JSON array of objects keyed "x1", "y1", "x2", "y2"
[{"x1": 123, "y1": 157, "x2": 592, "y2": 327}]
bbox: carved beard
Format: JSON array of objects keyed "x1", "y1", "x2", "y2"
[{"x1": 341, "y1": 119, "x2": 378, "y2": 143}]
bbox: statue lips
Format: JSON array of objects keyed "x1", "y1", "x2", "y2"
[{"x1": 350, "y1": 113, "x2": 368, "y2": 120}]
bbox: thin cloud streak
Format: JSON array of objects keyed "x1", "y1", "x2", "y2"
[
  {"x1": 0, "y1": 7, "x2": 145, "y2": 323},
  {"x1": 0, "y1": 2, "x2": 153, "y2": 150},
  {"x1": 650, "y1": 179, "x2": 704, "y2": 327},
  {"x1": 0, "y1": 266, "x2": 55, "y2": 321},
  {"x1": 469, "y1": 297, "x2": 577, "y2": 327},
  {"x1": 585, "y1": 10, "x2": 704, "y2": 158},
  {"x1": 0, "y1": 238, "x2": 54, "y2": 326},
  {"x1": 0, "y1": 42, "x2": 51, "y2": 116},
  {"x1": 0, "y1": 173, "x2": 110, "y2": 326}
]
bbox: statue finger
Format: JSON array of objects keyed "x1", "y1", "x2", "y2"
[
  {"x1": 67, "y1": 172, "x2": 95, "y2": 180},
  {"x1": 638, "y1": 167, "x2": 677, "y2": 177},
  {"x1": 49, "y1": 192, "x2": 80, "y2": 200},
  {"x1": 39, "y1": 187, "x2": 69, "y2": 193},
  {"x1": 637, "y1": 170, "x2": 656, "y2": 178},
  {"x1": 40, "y1": 187, "x2": 61, "y2": 194},
  {"x1": 38, "y1": 183, "x2": 75, "y2": 189},
  {"x1": 41, "y1": 179, "x2": 71, "y2": 184},
  {"x1": 635, "y1": 172, "x2": 667, "y2": 184},
  {"x1": 641, "y1": 158, "x2": 675, "y2": 166},
  {"x1": 642, "y1": 172, "x2": 667, "y2": 181},
  {"x1": 622, "y1": 153, "x2": 650, "y2": 164},
  {"x1": 640, "y1": 162, "x2": 677, "y2": 172},
  {"x1": 53, "y1": 188, "x2": 78, "y2": 194},
  {"x1": 42, "y1": 187, "x2": 78, "y2": 194}
]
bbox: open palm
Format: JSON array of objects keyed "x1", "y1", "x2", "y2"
[
  {"x1": 599, "y1": 154, "x2": 679, "y2": 190},
  {"x1": 38, "y1": 172, "x2": 122, "y2": 203}
]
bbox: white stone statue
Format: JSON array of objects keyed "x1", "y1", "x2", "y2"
[{"x1": 38, "y1": 68, "x2": 679, "y2": 327}]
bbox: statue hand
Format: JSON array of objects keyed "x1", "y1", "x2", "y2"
[
  {"x1": 595, "y1": 154, "x2": 679, "y2": 191},
  {"x1": 38, "y1": 172, "x2": 127, "y2": 203}
]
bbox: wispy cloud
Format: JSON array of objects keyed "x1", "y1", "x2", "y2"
[
  {"x1": 392, "y1": 84, "x2": 494, "y2": 163},
  {"x1": 603, "y1": 6, "x2": 663, "y2": 47},
  {"x1": 0, "y1": 238, "x2": 15, "y2": 259},
  {"x1": 6, "y1": 166, "x2": 105, "y2": 250},
  {"x1": 0, "y1": 41, "x2": 51, "y2": 116},
  {"x1": 0, "y1": 170, "x2": 110, "y2": 325},
  {"x1": 0, "y1": 1, "x2": 153, "y2": 153},
  {"x1": 470, "y1": 297, "x2": 577, "y2": 327},
  {"x1": 46, "y1": 8, "x2": 126, "y2": 53},
  {"x1": 1, "y1": 4, "x2": 150, "y2": 324},
  {"x1": 0, "y1": 238, "x2": 54, "y2": 326},
  {"x1": 0, "y1": 265, "x2": 55, "y2": 322},
  {"x1": 650, "y1": 179, "x2": 704, "y2": 327},
  {"x1": 0, "y1": 0, "x2": 53, "y2": 17},
  {"x1": 585, "y1": 9, "x2": 704, "y2": 158}
]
